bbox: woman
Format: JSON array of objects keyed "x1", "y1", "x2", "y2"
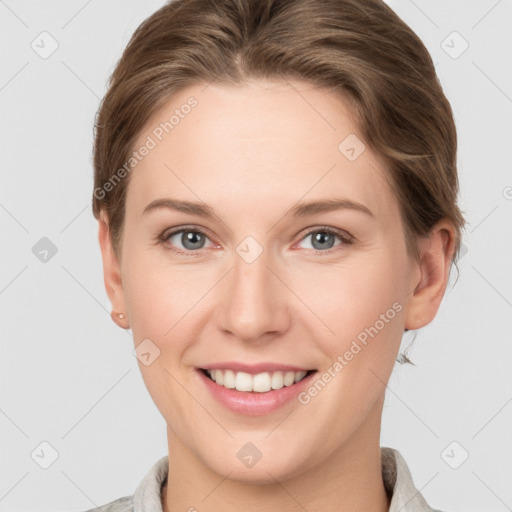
[{"x1": 89, "y1": 0, "x2": 465, "y2": 510}]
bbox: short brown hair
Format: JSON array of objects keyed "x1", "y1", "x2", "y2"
[{"x1": 92, "y1": 0, "x2": 466, "y2": 266}]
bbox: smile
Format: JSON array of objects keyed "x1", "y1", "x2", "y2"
[
  {"x1": 196, "y1": 366, "x2": 318, "y2": 416},
  {"x1": 201, "y1": 368, "x2": 314, "y2": 393}
]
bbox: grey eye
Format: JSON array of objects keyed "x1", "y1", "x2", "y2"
[
  {"x1": 299, "y1": 230, "x2": 343, "y2": 251},
  {"x1": 167, "y1": 230, "x2": 209, "y2": 250}
]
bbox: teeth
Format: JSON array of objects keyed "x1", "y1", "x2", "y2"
[
  {"x1": 223, "y1": 369, "x2": 235, "y2": 389},
  {"x1": 235, "y1": 371, "x2": 253, "y2": 392},
  {"x1": 205, "y1": 369, "x2": 308, "y2": 392}
]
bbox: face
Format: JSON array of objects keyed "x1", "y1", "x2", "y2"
[{"x1": 101, "y1": 79, "x2": 441, "y2": 483}]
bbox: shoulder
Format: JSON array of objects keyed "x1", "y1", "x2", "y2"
[
  {"x1": 382, "y1": 447, "x2": 450, "y2": 512},
  {"x1": 78, "y1": 495, "x2": 133, "y2": 512},
  {"x1": 75, "y1": 455, "x2": 168, "y2": 512}
]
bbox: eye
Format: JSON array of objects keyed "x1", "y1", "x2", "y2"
[
  {"x1": 159, "y1": 225, "x2": 353, "y2": 256},
  {"x1": 160, "y1": 227, "x2": 215, "y2": 254},
  {"x1": 296, "y1": 227, "x2": 353, "y2": 253}
]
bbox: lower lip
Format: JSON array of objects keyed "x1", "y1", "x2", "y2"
[{"x1": 196, "y1": 369, "x2": 316, "y2": 416}]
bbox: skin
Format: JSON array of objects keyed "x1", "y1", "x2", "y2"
[{"x1": 98, "y1": 79, "x2": 455, "y2": 512}]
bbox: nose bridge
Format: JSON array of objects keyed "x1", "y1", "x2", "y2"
[{"x1": 218, "y1": 240, "x2": 289, "y2": 341}]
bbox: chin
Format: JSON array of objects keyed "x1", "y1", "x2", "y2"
[
  {"x1": 200, "y1": 442, "x2": 310, "y2": 485},
  {"x1": 214, "y1": 462, "x2": 300, "y2": 486}
]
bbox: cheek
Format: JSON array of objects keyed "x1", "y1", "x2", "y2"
[
  {"x1": 291, "y1": 254, "x2": 407, "y2": 432},
  {"x1": 293, "y1": 253, "x2": 406, "y2": 349},
  {"x1": 120, "y1": 250, "x2": 210, "y2": 424},
  {"x1": 122, "y1": 245, "x2": 209, "y2": 339}
]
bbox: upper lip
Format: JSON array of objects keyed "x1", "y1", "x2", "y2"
[{"x1": 199, "y1": 362, "x2": 315, "y2": 375}]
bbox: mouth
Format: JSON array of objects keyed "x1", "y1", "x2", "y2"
[{"x1": 199, "y1": 368, "x2": 317, "y2": 393}]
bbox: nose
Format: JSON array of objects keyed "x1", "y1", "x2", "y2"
[{"x1": 216, "y1": 248, "x2": 291, "y2": 344}]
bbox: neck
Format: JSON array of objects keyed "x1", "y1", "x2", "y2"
[{"x1": 162, "y1": 397, "x2": 390, "y2": 512}]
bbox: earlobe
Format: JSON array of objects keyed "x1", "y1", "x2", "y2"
[
  {"x1": 98, "y1": 211, "x2": 129, "y2": 329},
  {"x1": 404, "y1": 219, "x2": 456, "y2": 331}
]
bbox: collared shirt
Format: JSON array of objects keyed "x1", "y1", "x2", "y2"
[{"x1": 81, "y1": 447, "x2": 445, "y2": 512}]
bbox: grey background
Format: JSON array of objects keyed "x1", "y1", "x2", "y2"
[{"x1": 1, "y1": 0, "x2": 511, "y2": 511}]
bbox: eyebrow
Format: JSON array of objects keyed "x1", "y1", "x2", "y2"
[{"x1": 142, "y1": 197, "x2": 374, "y2": 219}]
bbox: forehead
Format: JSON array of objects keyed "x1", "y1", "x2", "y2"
[{"x1": 127, "y1": 79, "x2": 397, "y2": 224}]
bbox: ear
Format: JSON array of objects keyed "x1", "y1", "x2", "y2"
[
  {"x1": 404, "y1": 218, "x2": 456, "y2": 330},
  {"x1": 98, "y1": 210, "x2": 129, "y2": 329}
]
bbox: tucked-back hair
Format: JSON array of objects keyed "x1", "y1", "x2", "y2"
[{"x1": 92, "y1": 0, "x2": 466, "y2": 267}]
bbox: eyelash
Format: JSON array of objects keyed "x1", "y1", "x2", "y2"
[{"x1": 158, "y1": 225, "x2": 354, "y2": 257}]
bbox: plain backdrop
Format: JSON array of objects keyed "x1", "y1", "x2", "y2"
[{"x1": 1, "y1": 1, "x2": 511, "y2": 511}]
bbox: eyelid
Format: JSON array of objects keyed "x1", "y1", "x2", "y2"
[
  {"x1": 296, "y1": 225, "x2": 353, "y2": 244},
  {"x1": 161, "y1": 224, "x2": 214, "y2": 242}
]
